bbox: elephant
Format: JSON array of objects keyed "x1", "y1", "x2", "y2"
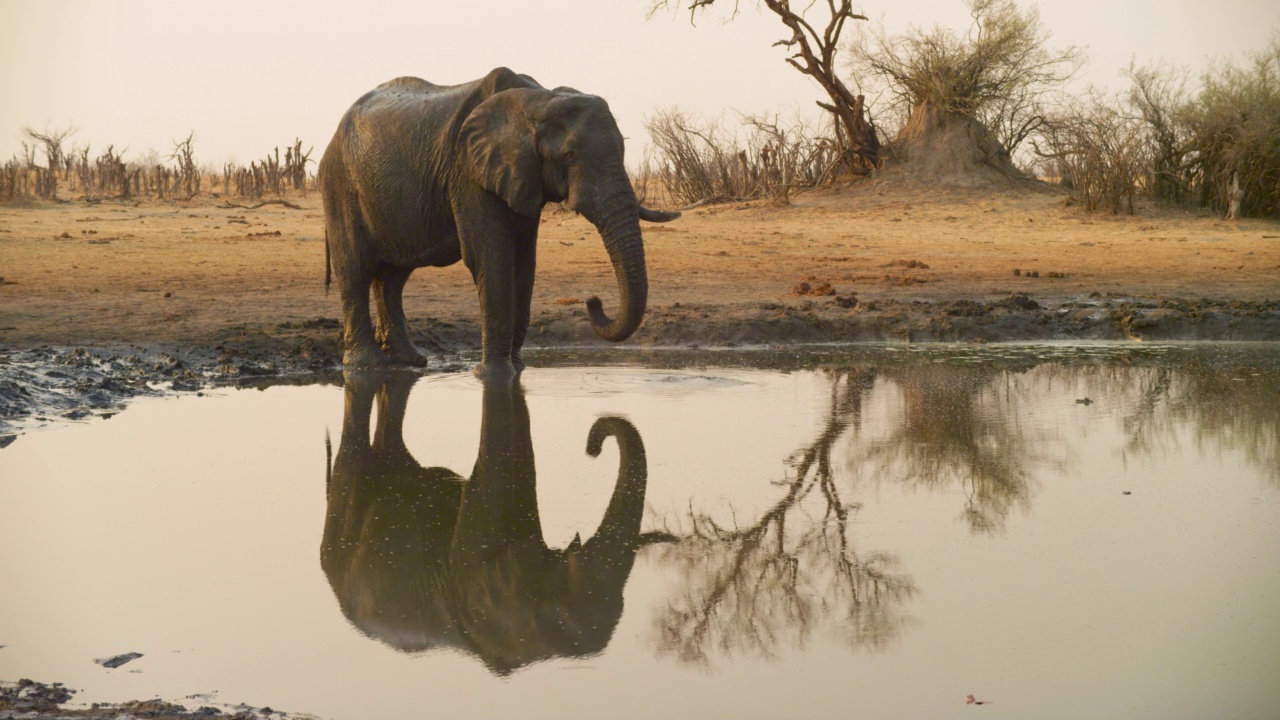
[
  {"x1": 320, "y1": 369, "x2": 648, "y2": 674},
  {"x1": 318, "y1": 67, "x2": 680, "y2": 382}
]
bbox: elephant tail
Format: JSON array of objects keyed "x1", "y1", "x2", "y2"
[{"x1": 324, "y1": 228, "x2": 331, "y2": 295}]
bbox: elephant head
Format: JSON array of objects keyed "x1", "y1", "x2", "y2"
[
  {"x1": 460, "y1": 85, "x2": 678, "y2": 342},
  {"x1": 321, "y1": 369, "x2": 649, "y2": 674}
]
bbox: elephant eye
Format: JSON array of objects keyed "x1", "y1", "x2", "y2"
[{"x1": 563, "y1": 150, "x2": 577, "y2": 163}]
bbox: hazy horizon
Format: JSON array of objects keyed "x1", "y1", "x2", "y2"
[{"x1": 2, "y1": 0, "x2": 1277, "y2": 169}]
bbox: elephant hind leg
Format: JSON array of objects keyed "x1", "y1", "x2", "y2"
[
  {"x1": 339, "y1": 277, "x2": 387, "y2": 368},
  {"x1": 328, "y1": 201, "x2": 386, "y2": 368},
  {"x1": 373, "y1": 266, "x2": 427, "y2": 367}
]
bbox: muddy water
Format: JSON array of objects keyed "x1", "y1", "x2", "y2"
[{"x1": 2, "y1": 345, "x2": 1278, "y2": 720}]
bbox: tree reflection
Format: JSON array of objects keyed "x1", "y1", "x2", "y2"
[
  {"x1": 645, "y1": 361, "x2": 1069, "y2": 665},
  {"x1": 649, "y1": 368, "x2": 916, "y2": 666},
  {"x1": 863, "y1": 364, "x2": 1054, "y2": 534},
  {"x1": 1116, "y1": 363, "x2": 1280, "y2": 484}
]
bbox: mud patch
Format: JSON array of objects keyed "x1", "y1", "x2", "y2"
[
  {"x1": 0, "y1": 679, "x2": 313, "y2": 719},
  {"x1": 0, "y1": 344, "x2": 338, "y2": 446},
  {"x1": 3, "y1": 295, "x2": 1279, "y2": 446}
]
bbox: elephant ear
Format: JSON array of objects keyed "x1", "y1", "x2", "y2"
[{"x1": 460, "y1": 90, "x2": 544, "y2": 218}]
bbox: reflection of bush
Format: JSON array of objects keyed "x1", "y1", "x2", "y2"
[
  {"x1": 1094, "y1": 363, "x2": 1280, "y2": 484},
  {"x1": 861, "y1": 364, "x2": 1055, "y2": 534}
]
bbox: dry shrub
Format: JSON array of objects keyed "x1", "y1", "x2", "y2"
[
  {"x1": 848, "y1": 0, "x2": 1082, "y2": 174},
  {"x1": 643, "y1": 108, "x2": 838, "y2": 206},
  {"x1": 1186, "y1": 38, "x2": 1280, "y2": 217},
  {"x1": 1127, "y1": 62, "x2": 1195, "y2": 205},
  {"x1": 2, "y1": 125, "x2": 317, "y2": 204},
  {"x1": 1035, "y1": 91, "x2": 1147, "y2": 213},
  {"x1": 1038, "y1": 36, "x2": 1280, "y2": 219}
]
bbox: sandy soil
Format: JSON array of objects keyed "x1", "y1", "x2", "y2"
[{"x1": 2, "y1": 179, "x2": 1278, "y2": 360}]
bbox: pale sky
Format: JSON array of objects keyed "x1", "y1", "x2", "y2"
[{"x1": 1, "y1": 0, "x2": 1276, "y2": 168}]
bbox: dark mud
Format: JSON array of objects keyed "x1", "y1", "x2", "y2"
[
  {"x1": 0, "y1": 679, "x2": 314, "y2": 719},
  {"x1": 3, "y1": 294, "x2": 1279, "y2": 447}
]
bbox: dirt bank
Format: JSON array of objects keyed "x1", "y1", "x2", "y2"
[{"x1": 1, "y1": 678, "x2": 313, "y2": 719}]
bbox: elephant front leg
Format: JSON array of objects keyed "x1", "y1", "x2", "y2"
[
  {"x1": 510, "y1": 236, "x2": 537, "y2": 374},
  {"x1": 470, "y1": 254, "x2": 519, "y2": 385},
  {"x1": 373, "y1": 267, "x2": 427, "y2": 367}
]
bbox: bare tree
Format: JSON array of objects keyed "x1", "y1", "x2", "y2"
[
  {"x1": 22, "y1": 124, "x2": 76, "y2": 199},
  {"x1": 648, "y1": 0, "x2": 880, "y2": 173},
  {"x1": 168, "y1": 132, "x2": 199, "y2": 198}
]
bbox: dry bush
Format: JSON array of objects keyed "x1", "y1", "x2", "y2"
[
  {"x1": 98, "y1": 146, "x2": 136, "y2": 199},
  {"x1": 643, "y1": 108, "x2": 837, "y2": 206},
  {"x1": 1035, "y1": 91, "x2": 1147, "y2": 213},
  {"x1": 1042, "y1": 37, "x2": 1280, "y2": 219},
  {"x1": 1185, "y1": 37, "x2": 1280, "y2": 217},
  {"x1": 1126, "y1": 62, "x2": 1195, "y2": 205},
  {"x1": 847, "y1": 0, "x2": 1082, "y2": 173},
  {"x1": 222, "y1": 139, "x2": 314, "y2": 199},
  {"x1": 285, "y1": 139, "x2": 314, "y2": 192},
  {"x1": 2, "y1": 125, "x2": 319, "y2": 204}
]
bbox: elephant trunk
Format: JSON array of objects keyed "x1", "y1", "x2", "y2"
[
  {"x1": 581, "y1": 416, "x2": 647, "y2": 567},
  {"x1": 585, "y1": 191, "x2": 647, "y2": 342}
]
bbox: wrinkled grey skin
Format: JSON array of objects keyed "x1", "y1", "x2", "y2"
[
  {"x1": 319, "y1": 68, "x2": 679, "y2": 383},
  {"x1": 321, "y1": 370, "x2": 648, "y2": 675}
]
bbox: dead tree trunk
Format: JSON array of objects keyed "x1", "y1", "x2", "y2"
[{"x1": 764, "y1": 0, "x2": 880, "y2": 171}]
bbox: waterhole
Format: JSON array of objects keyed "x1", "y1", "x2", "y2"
[{"x1": 2, "y1": 345, "x2": 1278, "y2": 719}]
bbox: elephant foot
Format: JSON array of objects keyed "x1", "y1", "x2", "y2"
[
  {"x1": 473, "y1": 360, "x2": 518, "y2": 386},
  {"x1": 384, "y1": 341, "x2": 428, "y2": 368},
  {"x1": 343, "y1": 344, "x2": 390, "y2": 369}
]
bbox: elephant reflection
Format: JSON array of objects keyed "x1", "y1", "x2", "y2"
[{"x1": 321, "y1": 371, "x2": 647, "y2": 674}]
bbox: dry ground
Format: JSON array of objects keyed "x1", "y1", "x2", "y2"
[{"x1": 2, "y1": 179, "x2": 1279, "y2": 364}]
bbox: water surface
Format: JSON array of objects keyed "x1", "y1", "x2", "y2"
[{"x1": 2, "y1": 345, "x2": 1278, "y2": 719}]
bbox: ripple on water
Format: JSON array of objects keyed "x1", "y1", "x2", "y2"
[{"x1": 421, "y1": 367, "x2": 761, "y2": 398}]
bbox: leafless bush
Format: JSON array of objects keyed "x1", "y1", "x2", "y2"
[
  {"x1": 95, "y1": 146, "x2": 135, "y2": 199},
  {"x1": 644, "y1": 108, "x2": 737, "y2": 204},
  {"x1": 1035, "y1": 91, "x2": 1148, "y2": 213},
  {"x1": 0, "y1": 159, "x2": 28, "y2": 201},
  {"x1": 1126, "y1": 62, "x2": 1195, "y2": 205},
  {"x1": 643, "y1": 107, "x2": 836, "y2": 206},
  {"x1": 285, "y1": 138, "x2": 313, "y2": 193}
]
